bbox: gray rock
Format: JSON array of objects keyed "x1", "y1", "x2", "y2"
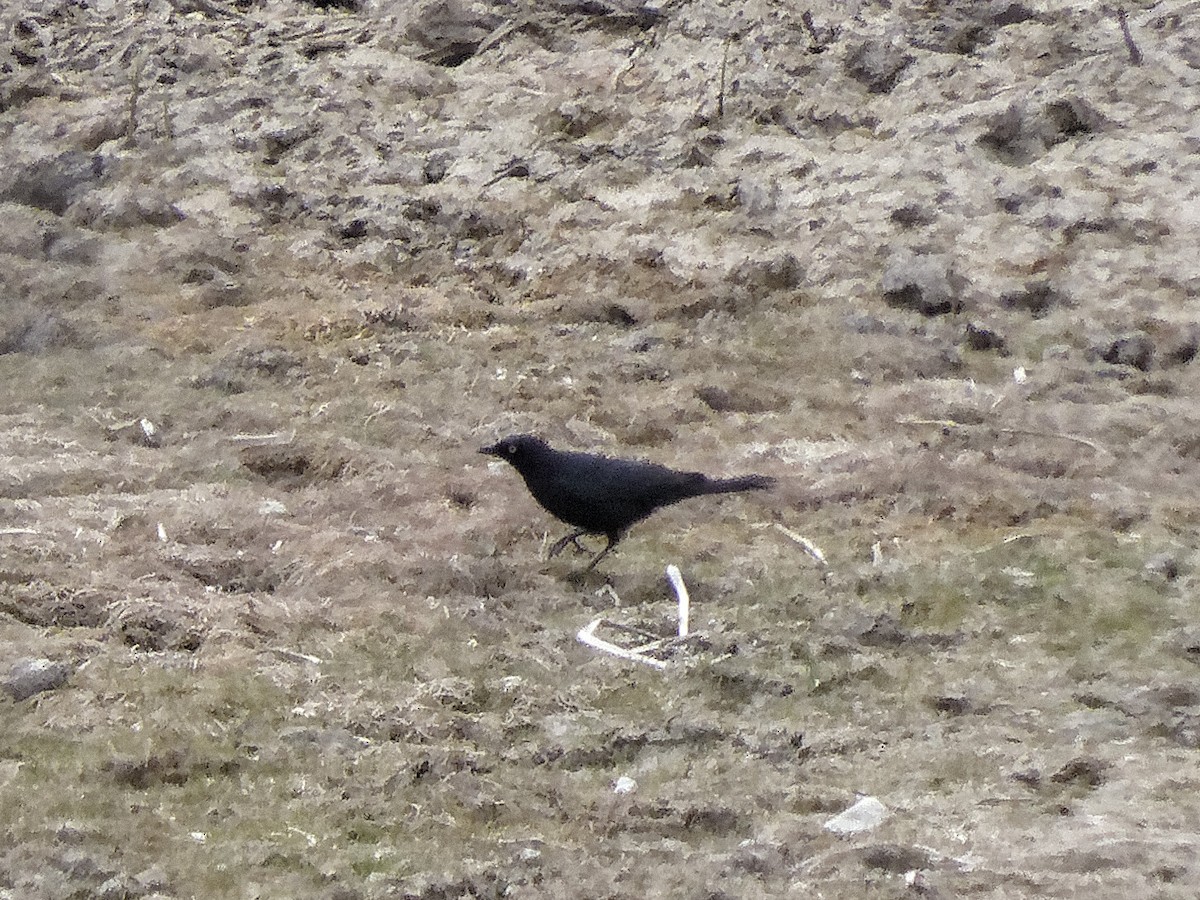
[
  {"x1": 882, "y1": 254, "x2": 961, "y2": 316},
  {"x1": 1101, "y1": 333, "x2": 1155, "y2": 371},
  {"x1": 96, "y1": 874, "x2": 138, "y2": 900},
  {"x1": 1144, "y1": 553, "x2": 1182, "y2": 580},
  {"x1": 406, "y1": 0, "x2": 499, "y2": 67},
  {"x1": 1000, "y1": 281, "x2": 1064, "y2": 318},
  {"x1": 1050, "y1": 756, "x2": 1109, "y2": 788},
  {"x1": 1162, "y1": 715, "x2": 1200, "y2": 749},
  {"x1": 862, "y1": 843, "x2": 933, "y2": 873},
  {"x1": 105, "y1": 417, "x2": 164, "y2": 449},
  {"x1": 932, "y1": 695, "x2": 973, "y2": 716},
  {"x1": 824, "y1": 795, "x2": 888, "y2": 835},
  {"x1": 4, "y1": 658, "x2": 71, "y2": 701},
  {"x1": 964, "y1": 322, "x2": 1007, "y2": 353},
  {"x1": 979, "y1": 98, "x2": 1106, "y2": 164},
  {"x1": 1160, "y1": 325, "x2": 1199, "y2": 367},
  {"x1": 0, "y1": 313, "x2": 85, "y2": 355},
  {"x1": 135, "y1": 867, "x2": 171, "y2": 893},
  {"x1": 729, "y1": 252, "x2": 804, "y2": 293},
  {"x1": 2, "y1": 151, "x2": 106, "y2": 215},
  {"x1": 844, "y1": 40, "x2": 914, "y2": 94}
]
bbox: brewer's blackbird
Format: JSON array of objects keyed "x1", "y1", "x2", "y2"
[{"x1": 480, "y1": 434, "x2": 775, "y2": 570}]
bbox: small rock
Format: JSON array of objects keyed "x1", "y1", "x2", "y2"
[
  {"x1": 135, "y1": 866, "x2": 171, "y2": 893},
  {"x1": 338, "y1": 218, "x2": 368, "y2": 241},
  {"x1": 729, "y1": 251, "x2": 804, "y2": 293},
  {"x1": 858, "y1": 613, "x2": 909, "y2": 647},
  {"x1": 731, "y1": 839, "x2": 786, "y2": 876},
  {"x1": 600, "y1": 303, "x2": 637, "y2": 326},
  {"x1": 54, "y1": 848, "x2": 106, "y2": 880},
  {"x1": 881, "y1": 254, "x2": 960, "y2": 316},
  {"x1": 406, "y1": 0, "x2": 499, "y2": 67},
  {"x1": 258, "y1": 499, "x2": 290, "y2": 516},
  {"x1": 1003, "y1": 281, "x2": 1066, "y2": 317},
  {"x1": 1147, "y1": 684, "x2": 1199, "y2": 708},
  {"x1": 105, "y1": 417, "x2": 163, "y2": 448},
  {"x1": 96, "y1": 874, "x2": 138, "y2": 900},
  {"x1": 116, "y1": 603, "x2": 205, "y2": 652},
  {"x1": 992, "y1": 3, "x2": 1035, "y2": 26},
  {"x1": 56, "y1": 823, "x2": 87, "y2": 845},
  {"x1": 1160, "y1": 325, "x2": 1199, "y2": 367},
  {"x1": 0, "y1": 313, "x2": 85, "y2": 355},
  {"x1": 4, "y1": 657, "x2": 71, "y2": 701},
  {"x1": 862, "y1": 843, "x2": 932, "y2": 873},
  {"x1": 1150, "y1": 865, "x2": 1187, "y2": 883},
  {"x1": 3, "y1": 151, "x2": 106, "y2": 215},
  {"x1": 423, "y1": 154, "x2": 450, "y2": 184},
  {"x1": 612, "y1": 775, "x2": 637, "y2": 795},
  {"x1": 979, "y1": 98, "x2": 1104, "y2": 163},
  {"x1": 1050, "y1": 756, "x2": 1109, "y2": 788},
  {"x1": 932, "y1": 695, "x2": 972, "y2": 715},
  {"x1": 1101, "y1": 333, "x2": 1155, "y2": 371},
  {"x1": 223, "y1": 346, "x2": 304, "y2": 379},
  {"x1": 844, "y1": 40, "x2": 914, "y2": 93},
  {"x1": 696, "y1": 385, "x2": 786, "y2": 414},
  {"x1": 1144, "y1": 553, "x2": 1181, "y2": 580},
  {"x1": 1042, "y1": 97, "x2": 1103, "y2": 144},
  {"x1": 193, "y1": 282, "x2": 249, "y2": 314},
  {"x1": 889, "y1": 203, "x2": 934, "y2": 228},
  {"x1": 1010, "y1": 768, "x2": 1042, "y2": 787},
  {"x1": 964, "y1": 323, "x2": 1007, "y2": 353},
  {"x1": 1161, "y1": 715, "x2": 1200, "y2": 749},
  {"x1": 824, "y1": 795, "x2": 888, "y2": 835},
  {"x1": 259, "y1": 122, "x2": 317, "y2": 159}
]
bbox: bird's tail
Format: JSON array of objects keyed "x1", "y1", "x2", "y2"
[{"x1": 702, "y1": 473, "x2": 776, "y2": 494}]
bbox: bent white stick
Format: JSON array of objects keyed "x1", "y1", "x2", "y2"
[
  {"x1": 577, "y1": 618, "x2": 668, "y2": 670},
  {"x1": 666, "y1": 564, "x2": 689, "y2": 638}
]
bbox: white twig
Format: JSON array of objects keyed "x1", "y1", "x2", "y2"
[
  {"x1": 896, "y1": 417, "x2": 1104, "y2": 453},
  {"x1": 774, "y1": 523, "x2": 828, "y2": 566},
  {"x1": 227, "y1": 431, "x2": 297, "y2": 445},
  {"x1": 268, "y1": 647, "x2": 324, "y2": 665},
  {"x1": 666, "y1": 564, "x2": 690, "y2": 637},
  {"x1": 577, "y1": 618, "x2": 668, "y2": 670},
  {"x1": 599, "y1": 621, "x2": 663, "y2": 642}
]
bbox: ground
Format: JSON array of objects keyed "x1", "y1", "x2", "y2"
[{"x1": 1, "y1": 0, "x2": 1199, "y2": 897}]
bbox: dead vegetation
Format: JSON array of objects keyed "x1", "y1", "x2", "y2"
[{"x1": 1, "y1": 0, "x2": 1199, "y2": 897}]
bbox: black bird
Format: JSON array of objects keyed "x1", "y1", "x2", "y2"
[{"x1": 480, "y1": 434, "x2": 775, "y2": 570}]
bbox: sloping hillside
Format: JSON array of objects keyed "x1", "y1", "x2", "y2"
[{"x1": 2, "y1": 1, "x2": 1199, "y2": 896}]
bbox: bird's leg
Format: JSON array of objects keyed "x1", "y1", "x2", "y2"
[
  {"x1": 549, "y1": 529, "x2": 589, "y2": 558},
  {"x1": 584, "y1": 533, "x2": 621, "y2": 571}
]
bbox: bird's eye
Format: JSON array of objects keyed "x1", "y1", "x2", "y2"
[{"x1": 506, "y1": 444, "x2": 517, "y2": 455}]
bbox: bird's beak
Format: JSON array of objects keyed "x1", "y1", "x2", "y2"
[{"x1": 479, "y1": 443, "x2": 501, "y2": 457}]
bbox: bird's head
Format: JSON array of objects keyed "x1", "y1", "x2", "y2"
[{"x1": 479, "y1": 434, "x2": 549, "y2": 472}]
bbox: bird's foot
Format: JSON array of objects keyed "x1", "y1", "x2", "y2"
[{"x1": 549, "y1": 530, "x2": 589, "y2": 558}]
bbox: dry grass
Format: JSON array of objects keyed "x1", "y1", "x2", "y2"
[
  {"x1": 3, "y1": 255, "x2": 1198, "y2": 895},
  {"x1": 3, "y1": 0, "x2": 1200, "y2": 897}
]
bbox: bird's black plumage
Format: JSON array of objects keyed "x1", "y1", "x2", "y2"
[{"x1": 480, "y1": 434, "x2": 775, "y2": 570}]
